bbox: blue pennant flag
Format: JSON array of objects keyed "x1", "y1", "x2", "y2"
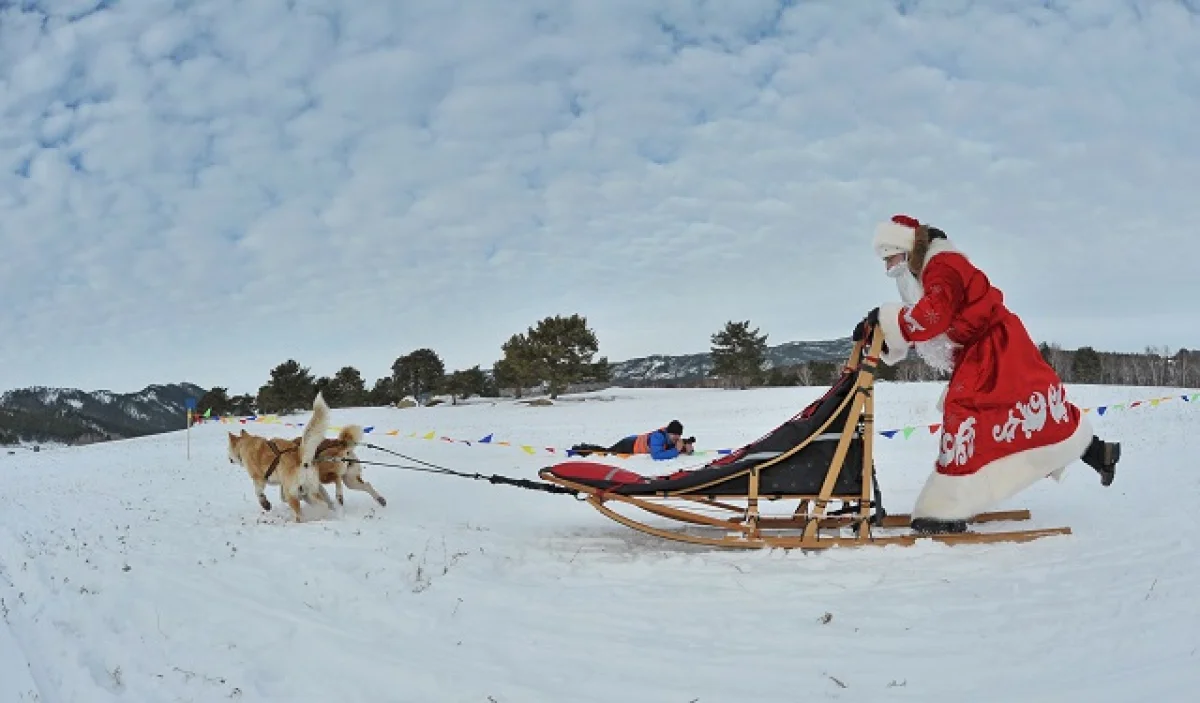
[
  {"x1": 1097, "y1": 406, "x2": 1107, "y2": 416},
  {"x1": 479, "y1": 433, "x2": 493, "y2": 443},
  {"x1": 363, "y1": 426, "x2": 374, "y2": 433},
  {"x1": 881, "y1": 430, "x2": 898, "y2": 439}
]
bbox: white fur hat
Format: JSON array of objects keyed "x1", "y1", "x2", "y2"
[{"x1": 872, "y1": 214, "x2": 921, "y2": 259}]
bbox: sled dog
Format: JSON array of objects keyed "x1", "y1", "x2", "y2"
[
  {"x1": 299, "y1": 424, "x2": 388, "y2": 509},
  {"x1": 227, "y1": 392, "x2": 337, "y2": 521}
]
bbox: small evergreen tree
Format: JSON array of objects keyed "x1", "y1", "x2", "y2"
[
  {"x1": 196, "y1": 387, "x2": 231, "y2": 416},
  {"x1": 392, "y1": 348, "x2": 446, "y2": 402},
  {"x1": 325, "y1": 366, "x2": 367, "y2": 407},
  {"x1": 709, "y1": 320, "x2": 768, "y2": 388},
  {"x1": 367, "y1": 376, "x2": 397, "y2": 406},
  {"x1": 443, "y1": 366, "x2": 488, "y2": 404},
  {"x1": 494, "y1": 333, "x2": 541, "y2": 398},
  {"x1": 228, "y1": 394, "x2": 257, "y2": 416},
  {"x1": 256, "y1": 360, "x2": 317, "y2": 414},
  {"x1": 525, "y1": 314, "x2": 608, "y2": 399}
]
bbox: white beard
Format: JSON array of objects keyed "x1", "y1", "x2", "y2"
[{"x1": 893, "y1": 265, "x2": 959, "y2": 375}]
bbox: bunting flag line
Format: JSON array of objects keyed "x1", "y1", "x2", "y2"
[{"x1": 194, "y1": 391, "x2": 1199, "y2": 459}]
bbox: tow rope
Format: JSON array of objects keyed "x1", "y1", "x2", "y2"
[{"x1": 340, "y1": 442, "x2": 580, "y2": 498}]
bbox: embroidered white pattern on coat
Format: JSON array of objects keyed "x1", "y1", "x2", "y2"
[
  {"x1": 938, "y1": 417, "x2": 977, "y2": 468},
  {"x1": 1048, "y1": 384, "x2": 1069, "y2": 423},
  {"x1": 902, "y1": 304, "x2": 926, "y2": 334},
  {"x1": 992, "y1": 384, "x2": 1070, "y2": 444}
]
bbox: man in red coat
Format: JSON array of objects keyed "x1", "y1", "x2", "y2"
[{"x1": 857, "y1": 214, "x2": 1121, "y2": 534}]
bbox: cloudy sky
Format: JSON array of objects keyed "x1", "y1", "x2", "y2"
[{"x1": 1, "y1": 0, "x2": 1198, "y2": 395}]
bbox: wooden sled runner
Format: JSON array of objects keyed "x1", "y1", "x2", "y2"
[{"x1": 539, "y1": 327, "x2": 1072, "y2": 550}]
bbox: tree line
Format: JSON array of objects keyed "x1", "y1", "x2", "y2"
[
  {"x1": 196, "y1": 314, "x2": 612, "y2": 416},
  {"x1": 194, "y1": 314, "x2": 1198, "y2": 417},
  {"x1": 640, "y1": 321, "x2": 1200, "y2": 390}
]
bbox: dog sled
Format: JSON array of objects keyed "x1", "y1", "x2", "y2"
[{"x1": 538, "y1": 327, "x2": 1072, "y2": 550}]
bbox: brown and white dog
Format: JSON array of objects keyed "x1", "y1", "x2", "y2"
[
  {"x1": 301, "y1": 424, "x2": 388, "y2": 509},
  {"x1": 227, "y1": 392, "x2": 337, "y2": 521}
]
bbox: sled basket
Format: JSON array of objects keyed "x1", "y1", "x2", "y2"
[{"x1": 539, "y1": 326, "x2": 1072, "y2": 550}]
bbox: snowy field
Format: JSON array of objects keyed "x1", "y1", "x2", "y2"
[{"x1": 2, "y1": 382, "x2": 1198, "y2": 702}]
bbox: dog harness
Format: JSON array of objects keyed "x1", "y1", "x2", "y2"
[{"x1": 263, "y1": 440, "x2": 297, "y2": 481}]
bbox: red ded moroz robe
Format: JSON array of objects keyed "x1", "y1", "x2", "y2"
[{"x1": 876, "y1": 239, "x2": 1094, "y2": 520}]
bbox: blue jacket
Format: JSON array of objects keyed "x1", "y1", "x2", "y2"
[{"x1": 626, "y1": 429, "x2": 680, "y2": 460}]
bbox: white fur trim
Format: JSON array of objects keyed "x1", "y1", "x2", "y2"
[
  {"x1": 920, "y1": 237, "x2": 960, "y2": 271},
  {"x1": 881, "y1": 340, "x2": 909, "y2": 366},
  {"x1": 910, "y1": 412, "x2": 1094, "y2": 520},
  {"x1": 876, "y1": 303, "x2": 909, "y2": 365},
  {"x1": 873, "y1": 221, "x2": 916, "y2": 259}
]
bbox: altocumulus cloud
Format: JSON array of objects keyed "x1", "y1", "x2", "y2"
[{"x1": 1, "y1": 0, "x2": 1198, "y2": 394}]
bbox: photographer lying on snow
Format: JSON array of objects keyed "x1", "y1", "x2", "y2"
[{"x1": 570, "y1": 420, "x2": 696, "y2": 460}]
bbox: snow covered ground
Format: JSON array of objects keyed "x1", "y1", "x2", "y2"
[{"x1": 2, "y1": 382, "x2": 1198, "y2": 702}]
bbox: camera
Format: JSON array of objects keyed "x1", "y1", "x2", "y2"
[{"x1": 683, "y1": 436, "x2": 695, "y2": 444}]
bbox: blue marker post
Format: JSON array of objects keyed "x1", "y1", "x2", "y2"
[{"x1": 185, "y1": 397, "x2": 198, "y2": 460}]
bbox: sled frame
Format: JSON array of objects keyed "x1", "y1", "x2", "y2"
[{"x1": 539, "y1": 327, "x2": 1072, "y2": 550}]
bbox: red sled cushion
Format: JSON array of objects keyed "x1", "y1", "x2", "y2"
[{"x1": 546, "y1": 461, "x2": 648, "y2": 485}]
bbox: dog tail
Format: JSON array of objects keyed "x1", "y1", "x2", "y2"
[
  {"x1": 338, "y1": 424, "x2": 364, "y2": 446},
  {"x1": 299, "y1": 392, "x2": 330, "y2": 470}
]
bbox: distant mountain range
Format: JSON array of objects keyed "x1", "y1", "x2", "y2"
[
  {"x1": 0, "y1": 383, "x2": 204, "y2": 449},
  {"x1": 1, "y1": 338, "x2": 853, "y2": 447},
  {"x1": 609, "y1": 338, "x2": 854, "y2": 383}
]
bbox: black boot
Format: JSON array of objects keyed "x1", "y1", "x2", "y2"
[
  {"x1": 910, "y1": 517, "x2": 968, "y2": 534},
  {"x1": 1081, "y1": 436, "x2": 1120, "y2": 486}
]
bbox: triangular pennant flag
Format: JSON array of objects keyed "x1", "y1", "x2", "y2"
[
  {"x1": 903, "y1": 427, "x2": 915, "y2": 439},
  {"x1": 521, "y1": 445, "x2": 536, "y2": 454},
  {"x1": 1191, "y1": 393, "x2": 1199, "y2": 401},
  {"x1": 1150, "y1": 399, "x2": 1161, "y2": 407},
  {"x1": 363, "y1": 426, "x2": 374, "y2": 433},
  {"x1": 929, "y1": 424, "x2": 941, "y2": 434},
  {"x1": 203, "y1": 408, "x2": 211, "y2": 418},
  {"x1": 387, "y1": 430, "x2": 399, "y2": 436},
  {"x1": 479, "y1": 433, "x2": 493, "y2": 443},
  {"x1": 1130, "y1": 401, "x2": 1142, "y2": 408},
  {"x1": 1097, "y1": 406, "x2": 1107, "y2": 416},
  {"x1": 422, "y1": 431, "x2": 435, "y2": 440},
  {"x1": 1183, "y1": 395, "x2": 1193, "y2": 402},
  {"x1": 546, "y1": 447, "x2": 555, "y2": 453},
  {"x1": 881, "y1": 430, "x2": 898, "y2": 439}
]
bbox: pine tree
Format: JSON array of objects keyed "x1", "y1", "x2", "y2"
[
  {"x1": 709, "y1": 320, "x2": 768, "y2": 388},
  {"x1": 525, "y1": 314, "x2": 608, "y2": 399},
  {"x1": 228, "y1": 394, "x2": 257, "y2": 416},
  {"x1": 367, "y1": 376, "x2": 397, "y2": 406},
  {"x1": 391, "y1": 349, "x2": 446, "y2": 402},
  {"x1": 443, "y1": 366, "x2": 488, "y2": 405},
  {"x1": 196, "y1": 387, "x2": 231, "y2": 416},
  {"x1": 256, "y1": 360, "x2": 317, "y2": 414},
  {"x1": 325, "y1": 366, "x2": 367, "y2": 407},
  {"x1": 494, "y1": 333, "x2": 541, "y2": 398}
]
